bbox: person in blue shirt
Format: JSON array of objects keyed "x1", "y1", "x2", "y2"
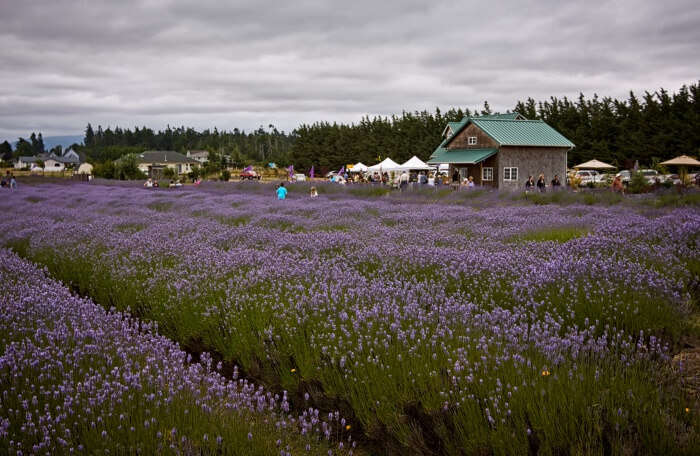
[{"x1": 276, "y1": 182, "x2": 288, "y2": 200}]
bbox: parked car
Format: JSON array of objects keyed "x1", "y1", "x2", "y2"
[
  {"x1": 639, "y1": 169, "x2": 665, "y2": 184},
  {"x1": 575, "y1": 170, "x2": 605, "y2": 185},
  {"x1": 240, "y1": 169, "x2": 261, "y2": 180},
  {"x1": 292, "y1": 173, "x2": 306, "y2": 182},
  {"x1": 615, "y1": 170, "x2": 631, "y2": 184}
]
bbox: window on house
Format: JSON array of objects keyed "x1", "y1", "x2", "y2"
[
  {"x1": 468, "y1": 136, "x2": 477, "y2": 145},
  {"x1": 482, "y1": 167, "x2": 493, "y2": 181},
  {"x1": 503, "y1": 167, "x2": 518, "y2": 181}
]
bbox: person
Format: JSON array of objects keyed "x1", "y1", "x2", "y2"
[
  {"x1": 611, "y1": 175, "x2": 624, "y2": 193},
  {"x1": 144, "y1": 178, "x2": 153, "y2": 188},
  {"x1": 536, "y1": 174, "x2": 546, "y2": 193},
  {"x1": 310, "y1": 186, "x2": 318, "y2": 198},
  {"x1": 525, "y1": 176, "x2": 535, "y2": 192},
  {"x1": 467, "y1": 176, "x2": 475, "y2": 188},
  {"x1": 276, "y1": 182, "x2": 288, "y2": 200},
  {"x1": 452, "y1": 169, "x2": 460, "y2": 185},
  {"x1": 551, "y1": 175, "x2": 561, "y2": 189},
  {"x1": 9, "y1": 173, "x2": 17, "y2": 190},
  {"x1": 153, "y1": 179, "x2": 159, "y2": 188},
  {"x1": 399, "y1": 171, "x2": 409, "y2": 191}
]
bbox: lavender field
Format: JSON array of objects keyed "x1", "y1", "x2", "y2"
[{"x1": 1, "y1": 181, "x2": 699, "y2": 455}]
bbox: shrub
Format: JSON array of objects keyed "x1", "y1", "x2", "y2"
[
  {"x1": 628, "y1": 171, "x2": 650, "y2": 194},
  {"x1": 220, "y1": 169, "x2": 231, "y2": 182}
]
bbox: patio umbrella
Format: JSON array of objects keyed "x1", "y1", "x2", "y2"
[
  {"x1": 660, "y1": 155, "x2": 700, "y2": 167},
  {"x1": 573, "y1": 159, "x2": 616, "y2": 170},
  {"x1": 660, "y1": 155, "x2": 700, "y2": 185}
]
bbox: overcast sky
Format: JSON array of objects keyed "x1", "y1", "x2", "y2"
[{"x1": 1, "y1": 0, "x2": 698, "y2": 141}]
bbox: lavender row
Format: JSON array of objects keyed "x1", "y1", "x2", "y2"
[
  {"x1": 1, "y1": 183, "x2": 698, "y2": 453},
  {"x1": 0, "y1": 249, "x2": 353, "y2": 455}
]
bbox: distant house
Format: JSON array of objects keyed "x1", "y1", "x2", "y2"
[
  {"x1": 428, "y1": 113, "x2": 574, "y2": 189},
  {"x1": 186, "y1": 150, "x2": 209, "y2": 164},
  {"x1": 136, "y1": 151, "x2": 199, "y2": 178},
  {"x1": 14, "y1": 152, "x2": 82, "y2": 172},
  {"x1": 15, "y1": 156, "x2": 39, "y2": 169}
]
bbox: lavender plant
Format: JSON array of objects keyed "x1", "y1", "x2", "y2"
[
  {"x1": 0, "y1": 249, "x2": 353, "y2": 455},
  {"x1": 1, "y1": 182, "x2": 698, "y2": 454}
]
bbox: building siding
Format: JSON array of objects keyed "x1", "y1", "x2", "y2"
[
  {"x1": 497, "y1": 147, "x2": 568, "y2": 190},
  {"x1": 447, "y1": 124, "x2": 499, "y2": 150}
]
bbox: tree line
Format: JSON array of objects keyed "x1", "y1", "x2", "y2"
[
  {"x1": 2, "y1": 81, "x2": 698, "y2": 172},
  {"x1": 292, "y1": 82, "x2": 699, "y2": 171}
]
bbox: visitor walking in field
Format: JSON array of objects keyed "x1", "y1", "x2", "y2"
[
  {"x1": 525, "y1": 176, "x2": 535, "y2": 192},
  {"x1": 276, "y1": 182, "x2": 288, "y2": 200},
  {"x1": 551, "y1": 175, "x2": 561, "y2": 189},
  {"x1": 537, "y1": 174, "x2": 546, "y2": 192},
  {"x1": 310, "y1": 186, "x2": 318, "y2": 198},
  {"x1": 9, "y1": 173, "x2": 17, "y2": 191}
]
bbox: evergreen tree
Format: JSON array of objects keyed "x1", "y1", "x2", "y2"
[
  {"x1": 0, "y1": 140, "x2": 12, "y2": 161},
  {"x1": 15, "y1": 138, "x2": 32, "y2": 158}
]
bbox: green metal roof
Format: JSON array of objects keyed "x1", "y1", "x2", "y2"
[
  {"x1": 445, "y1": 118, "x2": 574, "y2": 148},
  {"x1": 428, "y1": 148, "x2": 497, "y2": 165},
  {"x1": 447, "y1": 122, "x2": 462, "y2": 133}
]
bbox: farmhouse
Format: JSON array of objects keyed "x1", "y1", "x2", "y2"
[
  {"x1": 136, "y1": 151, "x2": 199, "y2": 177},
  {"x1": 15, "y1": 152, "x2": 84, "y2": 172},
  {"x1": 186, "y1": 150, "x2": 209, "y2": 164},
  {"x1": 429, "y1": 113, "x2": 574, "y2": 189}
]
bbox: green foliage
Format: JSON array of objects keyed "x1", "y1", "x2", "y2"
[
  {"x1": 73, "y1": 124, "x2": 291, "y2": 167},
  {"x1": 162, "y1": 167, "x2": 176, "y2": 179},
  {"x1": 514, "y1": 226, "x2": 590, "y2": 243},
  {"x1": 14, "y1": 138, "x2": 32, "y2": 159},
  {"x1": 628, "y1": 171, "x2": 650, "y2": 194},
  {"x1": 188, "y1": 166, "x2": 201, "y2": 180},
  {"x1": 220, "y1": 169, "x2": 231, "y2": 181},
  {"x1": 93, "y1": 161, "x2": 116, "y2": 179},
  {"x1": 0, "y1": 140, "x2": 12, "y2": 161},
  {"x1": 114, "y1": 154, "x2": 146, "y2": 180}
]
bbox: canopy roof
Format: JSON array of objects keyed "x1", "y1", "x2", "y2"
[
  {"x1": 428, "y1": 148, "x2": 497, "y2": 165},
  {"x1": 574, "y1": 159, "x2": 616, "y2": 170},
  {"x1": 399, "y1": 156, "x2": 432, "y2": 171},
  {"x1": 349, "y1": 162, "x2": 368, "y2": 172},
  {"x1": 660, "y1": 155, "x2": 700, "y2": 166},
  {"x1": 367, "y1": 158, "x2": 401, "y2": 172}
]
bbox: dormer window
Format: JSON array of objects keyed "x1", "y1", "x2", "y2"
[{"x1": 468, "y1": 136, "x2": 477, "y2": 145}]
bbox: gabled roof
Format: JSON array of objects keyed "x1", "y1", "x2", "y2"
[
  {"x1": 428, "y1": 148, "x2": 498, "y2": 165},
  {"x1": 442, "y1": 122, "x2": 463, "y2": 138},
  {"x1": 474, "y1": 112, "x2": 525, "y2": 120},
  {"x1": 137, "y1": 151, "x2": 198, "y2": 164},
  {"x1": 445, "y1": 117, "x2": 574, "y2": 149}
]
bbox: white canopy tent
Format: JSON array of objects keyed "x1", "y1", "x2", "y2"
[
  {"x1": 349, "y1": 162, "x2": 368, "y2": 172},
  {"x1": 398, "y1": 156, "x2": 432, "y2": 171},
  {"x1": 367, "y1": 158, "x2": 401, "y2": 173}
]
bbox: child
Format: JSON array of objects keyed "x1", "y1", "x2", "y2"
[
  {"x1": 276, "y1": 182, "x2": 288, "y2": 200},
  {"x1": 310, "y1": 186, "x2": 318, "y2": 198}
]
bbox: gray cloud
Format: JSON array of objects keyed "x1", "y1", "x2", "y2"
[{"x1": 0, "y1": 0, "x2": 698, "y2": 139}]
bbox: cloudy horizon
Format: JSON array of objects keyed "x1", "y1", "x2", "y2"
[{"x1": 1, "y1": 0, "x2": 698, "y2": 142}]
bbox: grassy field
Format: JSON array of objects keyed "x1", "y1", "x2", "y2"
[{"x1": 1, "y1": 181, "x2": 699, "y2": 454}]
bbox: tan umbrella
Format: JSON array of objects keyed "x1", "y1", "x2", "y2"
[
  {"x1": 660, "y1": 155, "x2": 700, "y2": 166},
  {"x1": 574, "y1": 159, "x2": 616, "y2": 170}
]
